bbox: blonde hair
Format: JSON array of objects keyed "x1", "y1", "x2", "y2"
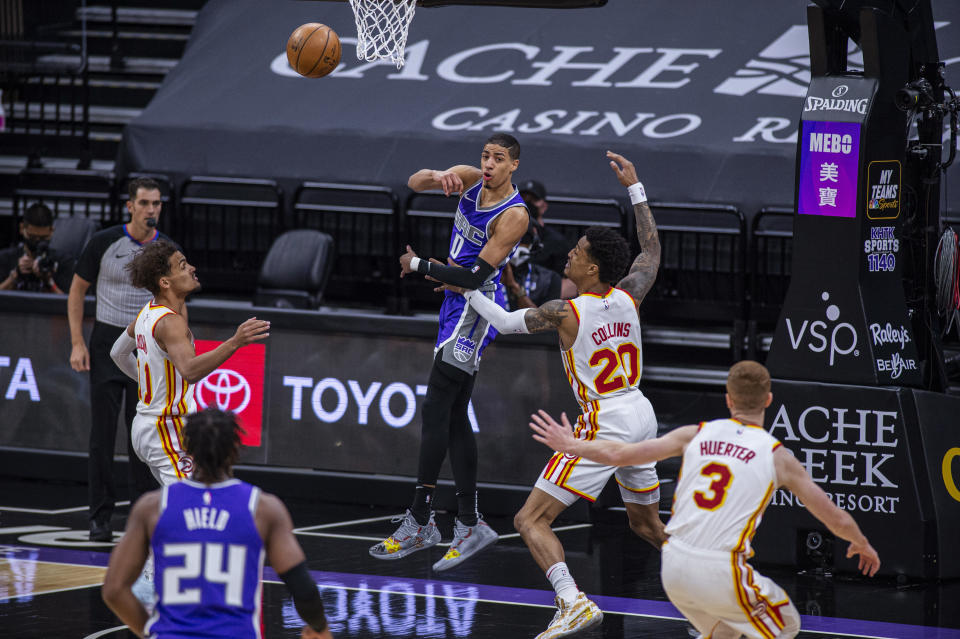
[{"x1": 726, "y1": 360, "x2": 771, "y2": 412}]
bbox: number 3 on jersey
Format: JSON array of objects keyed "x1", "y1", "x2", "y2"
[
  {"x1": 693, "y1": 462, "x2": 733, "y2": 510},
  {"x1": 588, "y1": 343, "x2": 640, "y2": 394}
]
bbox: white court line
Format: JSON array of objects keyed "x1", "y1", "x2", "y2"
[
  {"x1": 0, "y1": 581, "x2": 104, "y2": 602},
  {"x1": 83, "y1": 626, "x2": 128, "y2": 639},
  {"x1": 0, "y1": 500, "x2": 130, "y2": 515},
  {"x1": 295, "y1": 522, "x2": 592, "y2": 545},
  {"x1": 293, "y1": 514, "x2": 399, "y2": 533},
  {"x1": 257, "y1": 580, "x2": 895, "y2": 637}
]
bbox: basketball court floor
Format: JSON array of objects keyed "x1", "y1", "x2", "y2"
[{"x1": 2, "y1": 474, "x2": 959, "y2": 639}]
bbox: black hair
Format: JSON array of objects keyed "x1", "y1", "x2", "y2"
[
  {"x1": 584, "y1": 226, "x2": 630, "y2": 285},
  {"x1": 183, "y1": 409, "x2": 244, "y2": 479},
  {"x1": 485, "y1": 133, "x2": 520, "y2": 160},
  {"x1": 127, "y1": 177, "x2": 161, "y2": 202},
  {"x1": 23, "y1": 202, "x2": 54, "y2": 228},
  {"x1": 126, "y1": 240, "x2": 179, "y2": 296}
]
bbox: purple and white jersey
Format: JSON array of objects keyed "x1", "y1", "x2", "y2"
[
  {"x1": 436, "y1": 179, "x2": 527, "y2": 373},
  {"x1": 146, "y1": 479, "x2": 264, "y2": 639}
]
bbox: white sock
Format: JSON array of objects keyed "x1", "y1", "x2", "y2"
[{"x1": 546, "y1": 562, "x2": 579, "y2": 605}]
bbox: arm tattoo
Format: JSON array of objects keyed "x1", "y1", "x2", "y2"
[
  {"x1": 618, "y1": 201, "x2": 661, "y2": 304},
  {"x1": 524, "y1": 299, "x2": 569, "y2": 333}
]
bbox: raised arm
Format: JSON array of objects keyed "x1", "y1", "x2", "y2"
[
  {"x1": 607, "y1": 151, "x2": 660, "y2": 307},
  {"x1": 530, "y1": 409, "x2": 697, "y2": 466},
  {"x1": 408, "y1": 164, "x2": 482, "y2": 195},
  {"x1": 775, "y1": 447, "x2": 880, "y2": 576},
  {"x1": 156, "y1": 314, "x2": 269, "y2": 384}
]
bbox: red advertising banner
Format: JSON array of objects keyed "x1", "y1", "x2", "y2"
[{"x1": 192, "y1": 340, "x2": 266, "y2": 446}]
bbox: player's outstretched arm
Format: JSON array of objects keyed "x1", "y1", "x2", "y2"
[
  {"x1": 259, "y1": 493, "x2": 333, "y2": 639},
  {"x1": 102, "y1": 491, "x2": 160, "y2": 638},
  {"x1": 408, "y1": 165, "x2": 481, "y2": 195},
  {"x1": 775, "y1": 447, "x2": 881, "y2": 576},
  {"x1": 109, "y1": 321, "x2": 139, "y2": 382},
  {"x1": 530, "y1": 409, "x2": 696, "y2": 466},
  {"x1": 607, "y1": 151, "x2": 661, "y2": 306},
  {"x1": 157, "y1": 314, "x2": 269, "y2": 384}
]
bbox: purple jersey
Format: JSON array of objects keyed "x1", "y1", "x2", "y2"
[
  {"x1": 146, "y1": 479, "x2": 264, "y2": 639},
  {"x1": 436, "y1": 179, "x2": 527, "y2": 373}
]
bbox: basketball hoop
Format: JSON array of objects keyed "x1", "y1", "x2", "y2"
[{"x1": 348, "y1": 0, "x2": 418, "y2": 69}]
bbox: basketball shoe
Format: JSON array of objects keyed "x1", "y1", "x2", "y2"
[
  {"x1": 535, "y1": 592, "x2": 603, "y2": 639},
  {"x1": 131, "y1": 556, "x2": 157, "y2": 613},
  {"x1": 369, "y1": 510, "x2": 440, "y2": 560},
  {"x1": 431, "y1": 516, "x2": 498, "y2": 572}
]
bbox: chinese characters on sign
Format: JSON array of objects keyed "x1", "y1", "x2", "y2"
[{"x1": 798, "y1": 121, "x2": 860, "y2": 218}]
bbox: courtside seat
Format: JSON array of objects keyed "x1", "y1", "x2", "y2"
[{"x1": 254, "y1": 229, "x2": 334, "y2": 309}]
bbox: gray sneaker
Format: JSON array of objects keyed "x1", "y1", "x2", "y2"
[
  {"x1": 369, "y1": 510, "x2": 440, "y2": 560},
  {"x1": 431, "y1": 516, "x2": 498, "y2": 572}
]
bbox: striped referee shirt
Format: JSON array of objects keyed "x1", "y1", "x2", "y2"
[{"x1": 75, "y1": 225, "x2": 176, "y2": 328}]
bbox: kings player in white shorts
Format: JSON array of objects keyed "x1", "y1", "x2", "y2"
[
  {"x1": 109, "y1": 240, "x2": 270, "y2": 486},
  {"x1": 460, "y1": 151, "x2": 665, "y2": 639},
  {"x1": 531, "y1": 361, "x2": 881, "y2": 639}
]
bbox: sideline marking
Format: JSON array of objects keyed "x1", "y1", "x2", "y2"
[
  {"x1": 294, "y1": 521, "x2": 592, "y2": 544},
  {"x1": 0, "y1": 501, "x2": 130, "y2": 515}
]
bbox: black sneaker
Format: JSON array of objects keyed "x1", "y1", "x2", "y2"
[{"x1": 89, "y1": 520, "x2": 112, "y2": 542}]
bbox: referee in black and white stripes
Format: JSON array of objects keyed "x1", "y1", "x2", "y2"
[{"x1": 67, "y1": 177, "x2": 177, "y2": 542}]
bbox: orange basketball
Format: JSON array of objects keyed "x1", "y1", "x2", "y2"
[{"x1": 286, "y1": 23, "x2": 342, "y2": 78}]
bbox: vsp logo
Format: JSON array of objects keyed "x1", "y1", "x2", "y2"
[
  {"x1": 195, "y1": 368, "x2": 251, "y2": 413},
  {"x1": 785, "y1": 291, "x2": 859, "y2": 366},
  {"x1": 832, "y1": 85, "x2": 849, "y2": 97}
]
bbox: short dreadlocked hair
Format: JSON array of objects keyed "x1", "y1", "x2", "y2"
[
  {"x1": 584, "y1": 226, "x2": 630, "y2": 285},
  {"x1": 126, "y1": 240, "x2": 178, "y2": 296},
  {"x1": 184, "y1": 409, "x2": 244, "y2": 479}
]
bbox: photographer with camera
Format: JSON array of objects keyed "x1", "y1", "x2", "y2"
[{"x1": 0, "y1": 203, "x2": 63, "y2": 294}]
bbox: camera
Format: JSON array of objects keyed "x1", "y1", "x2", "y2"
[
  {"x1": 896, "y1": 78, "x2": 935, "y2": 112},
  {"x1": 15, "y1": 239, "x2": 58, "y2": 291},
  {"x1": 32, "y1": 240, "x2": 57, "y2": 277}
]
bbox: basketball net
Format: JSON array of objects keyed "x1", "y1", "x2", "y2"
[{"x1": 348, "y1": 0, "x2": 418, "y2": 69}]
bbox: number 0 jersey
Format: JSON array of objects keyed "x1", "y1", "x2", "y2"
[
  {"x1": 134, "y1": 301, "x2": 197, "y2": 418},
  {"x1": 562, "y1": 287, "x2": 643, "y2": 408},
  {"x1": 435, "y1": 179, "x2": 526, "y2": 374},
  {"x1": 147, "y1": 479, "x2": 265, "y2": 639},
  {"x1": 665, "y1": 418, "x2": 783, "y2": 555}
]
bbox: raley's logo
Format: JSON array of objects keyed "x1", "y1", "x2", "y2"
[
  {"x1": 785, "y1": 291, "x2": 859, "y2": 366},
  {"x1": 193, "y1": 340, "x2": 266, "y2": 446},
  {"x1": 869, "y1": 323, "x2": 910, "y2": 350}
]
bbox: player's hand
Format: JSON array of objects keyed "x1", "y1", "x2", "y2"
[
  {"x1": 433, "y1": 170, "x2": 464, "y2": 197},
  {"x1": 70, "y1": 342, "x2": 90, "y2": 372},
  {"x1": 17, "y1": 253, "x2": 33, "y2": 275},
  {"x1": 607, "y1": 150, "x2": 640, "y2": 187},
  {"x1": 847, "y1": 538, "x2": 880, "y2": 577},
  {"x1": 399, "y1": 245, "x2": 419, "y2": 277},
  {"x1": 300, "y1": 625, "x2": 334, "y2": 639},
  {"x1": 232, "y1": 317, "x2": 270, "y2": 347},
  {"x1": 530, "y1": 409, "x2": 576, "y2": 453}
]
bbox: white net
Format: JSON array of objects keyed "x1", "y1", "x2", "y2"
[{"x1": 348, "y1": 0, "x2": 418, "y2": 69}]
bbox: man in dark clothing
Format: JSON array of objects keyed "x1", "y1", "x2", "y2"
[
  {"x1": 502, "y1": 215, "x2": 562, "y2": 310},
  {"x1": 519, "y1": 179, "x2": 574, "y2": 278},
  {"x1": 0, "y1": 203, "x2": 66, "y2": 294}
]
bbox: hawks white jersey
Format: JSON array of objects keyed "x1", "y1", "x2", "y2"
[
  {"x1": 561, "y1": 287, "x2": 643, "y2": 409},
  {"x1": 134, "y1": 301, "x2": 197, "y2": 419},
  {"x1": 665, "y1": 418, "x2": 782, "y2": 555}
]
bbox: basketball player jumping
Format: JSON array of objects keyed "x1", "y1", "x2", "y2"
[
  {"x1": 450, "y1": 151, "x2": 665, "y2": 638},
  {"x1": 110, "y1": 240, "x2": 270, "y2": 486},
  {"x1": 530, "y1": 361, "x2": 881, "y2": 639},
  {"x1": 103, "y1": 408, "x2": 332, "y2": 639},
  {"x1": 369, "y1": 134, "x2": 529, "y2": 571}
]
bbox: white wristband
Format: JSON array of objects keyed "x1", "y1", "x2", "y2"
[
  {"x1": 628, "y1": 182, "x2": 647, "y2": 205},
  {"x1": 409, "y1": 256, "x2": 422, "y2": 272}
]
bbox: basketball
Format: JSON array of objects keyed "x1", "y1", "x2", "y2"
[{"x1": 286, "y1": 23, "x2": 341, "y2": 78}]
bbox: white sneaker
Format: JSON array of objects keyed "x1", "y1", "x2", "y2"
[
  {"x1": 535, "y1": 592, "x2": 603, "y2": 639},
  {"x1": 369, "y1": 510, "x2": 441, "y2": 560},
  {"x1": 431, "y1": 516, "x2": 498, "y2": 572}
]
